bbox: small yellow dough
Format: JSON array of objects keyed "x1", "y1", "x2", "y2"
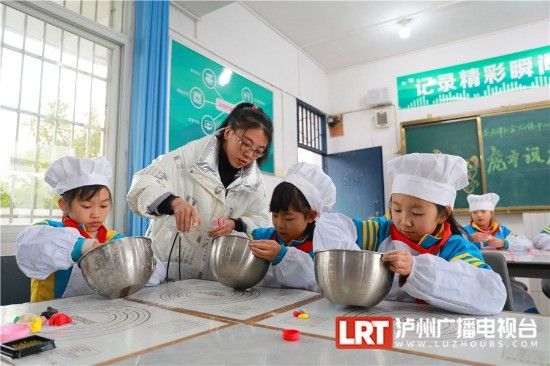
[
  {"x1": 298, "y1": 313, "x2": 309, "y2": 319},
  {"x1": 30, "y1": 316, "x2": 42, "y2": 332}
]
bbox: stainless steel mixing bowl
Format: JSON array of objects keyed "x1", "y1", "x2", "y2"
[
  {"x1": 78, "y1": 236, "x2": 155, "y2": 299},
  {"x1": 314, "y1": 249, "x2": 393, "y2": 307},
  {"x1": 209, "y1": 235, "x2": 270, "y2": 290}
]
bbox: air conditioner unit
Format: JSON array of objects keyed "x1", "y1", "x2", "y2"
[{"x1": 366, "y1": 87, "x2": 392, "y2": 107}]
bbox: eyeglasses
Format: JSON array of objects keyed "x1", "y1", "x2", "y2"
[{"x1": 232, "y1": 130, "x2": 265, "y2": 158}]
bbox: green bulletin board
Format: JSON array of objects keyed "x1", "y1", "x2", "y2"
[
  {"x1": 404, "y1": 119, "x2": 483, "y2": 209},
  {"x1": 169, "y1": 40, "x2": 274, "y2": 173},
  {"x1": 402, "y1": 104, "x2": 550, "y2": 211}
]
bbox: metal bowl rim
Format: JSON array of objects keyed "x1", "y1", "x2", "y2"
[
  {"x1": 314, "y1": 249, "x2": 385, "y2": 256},
  {"x1": 77, "y1": 236, "x2": 153, "y2": 267},
  {"x1": 212, "y1": 234, "x2": 250, "y2": 242}
]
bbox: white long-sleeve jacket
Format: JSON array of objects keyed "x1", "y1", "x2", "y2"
[
  {"x1": 345, "y1": 215, "x2": 507, "y2": 315},
  {"x1": 127, "y1": 132, "x2": 271, "y2": 280},
  {"x1": 16, "y1": 221, "x2": 164, "y2": 301}
]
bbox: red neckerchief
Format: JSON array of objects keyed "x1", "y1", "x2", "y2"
[
  {"x1": 63, "y1": 216, "x2": 108, "y2": 243},
  {"x1": 271, "y1": 233, "x2": 313, "y2": 254},
  {"x1": 390, "y1": 222, "x2": 451, "y2": 255},
  {"x1": 471, "y1": 220, "x2": 500, "y2": 236}
]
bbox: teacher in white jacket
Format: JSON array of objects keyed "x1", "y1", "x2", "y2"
[{"x1": 127, "y1": 103, "x2": 273, "y2": 281}]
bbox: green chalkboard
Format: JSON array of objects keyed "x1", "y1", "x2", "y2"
[
  {"x1": 404, "y1": 118, "x2": 483, "y2": 209},
  {"x1": 169, "y1": 40, "x2": 274, "y2": 173},
  {"x1": 402, "y1": 103, "x2": 550, "y2": 211},
  {"x1": 481, "y1": 106, "x2": 550, "y2": 208}
]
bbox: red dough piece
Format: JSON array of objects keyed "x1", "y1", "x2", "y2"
[
  {"x1": 48, "y1": 313, "x2": 72, "y2": 326},
  {"x1": 282, "y1": 329, "x2": 300, "y2": 341}
]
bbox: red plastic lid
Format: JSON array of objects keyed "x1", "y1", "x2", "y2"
[{"x1": 282, "y1": 329, "x2": 300, "y2": 341}]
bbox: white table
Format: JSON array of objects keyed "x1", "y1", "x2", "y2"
[
  {"x1": 2, "y1": 280, "x2": 549, "y2": 366},
  {"x1": 0, "y1": 293, "x2": 226, "y2": 365},
  {"x1": 484, "y1": 249, "x2": 550, "y2": 279}
]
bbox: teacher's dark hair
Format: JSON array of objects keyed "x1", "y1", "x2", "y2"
[{"x1": 217, "y1": 102, "x2": 273, "y2": 165}]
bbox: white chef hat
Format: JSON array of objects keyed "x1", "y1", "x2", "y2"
[
  {"x1": 387, "y1": 153, "x2": 468, "y2": 208},
  {"x1": 283, "y1": 162, "x2": 336, "y2": 216},
  {"x1": 467, "y1": 193, "x2": 500, "y2": 212},
  {"x1": 45, "y1": 156, "x2": 112, "y2": 195}
]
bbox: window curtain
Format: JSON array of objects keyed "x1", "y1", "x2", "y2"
[{"x1": 127, "y1": 0, "x2": 169, "y2": 236}]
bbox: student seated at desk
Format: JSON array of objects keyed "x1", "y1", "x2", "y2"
[
  {"x1": 463, "y1": 193, "x2": 533, "y2": 251},
  {"x1": 463, "y1": 193, "x2": 538, "y2": 313},
  {"x1": 350, "y1": 153, "x2": 506, "y2": 316},
  {"x1": 533, "y1": 225, "x2": 550, "y2": 251},
  {"x1": 16, "y1": 156, "x2": 165, "y2": 302},
  {"x1": 249, "y1": 162, "x2": 355, "y2": 292}
]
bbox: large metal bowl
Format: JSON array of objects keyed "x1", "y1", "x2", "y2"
[
  {"x1": 209, "y1": 235, "x2": 270, "y2": 290},
  {"x1": 314, "y1": 249, "x2": 393, "y2": 308},
  {"x1": 78, "y1": 236, "x2": 155, "y2": 299}
]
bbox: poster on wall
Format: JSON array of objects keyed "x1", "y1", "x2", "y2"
[
  {"x1": 169, "y1": 40, "x2": 274, "y2": 173},
  {"x1": 397, "y1": 45, "x2": 550, "y2": 109}
]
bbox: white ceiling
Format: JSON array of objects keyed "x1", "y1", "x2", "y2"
[
  {"x1": 175, "y1": 1, "x2": 550, "y2": 72},
  {"x1": 173, "y1": 1, "x2": 233, "y2": 18}
]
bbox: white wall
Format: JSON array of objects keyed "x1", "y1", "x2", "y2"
[
  {"x1": 169, "y1": 2, "x2": 328, "y2": 190},
  {"x1": 327, "y1": 21, "x2": 550, "y2": 234}
]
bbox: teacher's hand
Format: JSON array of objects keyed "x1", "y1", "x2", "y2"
[
  {"x1": 208, "y1": 219, "x2": 236, "y2": 237},
  {"x1": 171, "y1": 197, "x2": 201, "y2": 233}
]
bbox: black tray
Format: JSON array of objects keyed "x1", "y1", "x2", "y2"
[{"x1": 1, "y1": 335, "x2": 56, "y2": 359}]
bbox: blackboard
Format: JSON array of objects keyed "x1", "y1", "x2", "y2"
[
  {"x1": 481, "y1": 107, "x2": 550, "y2": 209},
  {"x1": 404, "y1": 118, "x2": 483, "y2": 209},
  {"x1": 402, "y1": 103, "x2": 550, "y2": 211}
]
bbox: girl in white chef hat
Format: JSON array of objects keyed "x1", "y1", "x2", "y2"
[
  {"x1": 249, "y1": 162, "x2": 357, "y2": 291},
  {"x1": 350, "y1": 153, "x2": 507, "y2": 315},
  {"x1": 464, "y1": 193, "x2": 538, "y2": 313},
  {"x1": 16, "y1": 156, "x2": 165, "y2": 302},
  {"x1": 464, "y1": 193, "x2": 533, "y2": 251}
]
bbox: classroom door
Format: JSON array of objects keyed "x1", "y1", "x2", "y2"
[{"x1": 325, "y1": 146, "x2": 385, "y2": 219}]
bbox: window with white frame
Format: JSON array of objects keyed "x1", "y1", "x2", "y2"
[
  {"x1": 54, "y1": 0, "x2": 124, "y2": 33},
  {"x1": 0, "y1": 2, "x2": 123, "y2": 227},
  {"x1": 297, "y1": 99, "x2": 326, "y2": 169}
]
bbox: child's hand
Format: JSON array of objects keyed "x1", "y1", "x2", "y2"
[
  {"x1": 471, "y1": 232, "x2": 492, "y2": 243},
  {"x1": 486, "y1": 237, "x2": 505, "y2": 249},
  {"x1": 249, "y1": 240, "x2": 281, "y2": 261},
  {"x1": 171, "y1": 197, "x2": 201, "y2": 233},
  {"x1": 208, "y1": 219, "x2": 236, "y2": 237},
  {"x1": 82, "y1": 239, "x2": 103, "y2": 255},
  {"x1": 382, "y1": 249, "x2": 413, "y2": 276}
]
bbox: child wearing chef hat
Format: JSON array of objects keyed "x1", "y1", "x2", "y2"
[
  {"x1": 463, "y1": 193, "x2": 533, "y2": 251},
  {"x1": 463, "y1": 193, "x2": 538, "y2": 313},
  {"x1": 249, "y1": 162, "x2": 357, "y2": 291},
  {"x1": 349, "y1": 153, "x2": 506, "y2": 315},
  {"x1": 16, "y1": 156, "x2": 165, "y2": 302}
]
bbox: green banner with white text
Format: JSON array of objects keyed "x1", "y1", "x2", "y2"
[{"x1": 397, "y1": 46, "x2": 550, "y2": 109}]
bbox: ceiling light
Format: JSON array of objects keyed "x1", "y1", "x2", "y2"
[
  {"x1": 398, "y1": 19, "x2": 412, "y2": 39},
  {"x1": 218, "y1": 68, "x2": 233, "y2": 86}
]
